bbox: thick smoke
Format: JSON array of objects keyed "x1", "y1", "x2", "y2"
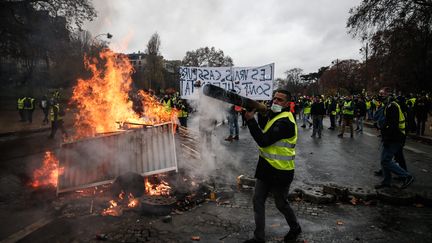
[{"x1": 178, "y1": 87, "x2": 252, "y2": 184}]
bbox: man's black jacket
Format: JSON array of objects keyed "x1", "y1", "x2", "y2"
[
  {"x1": 382, "y1": 102, "x2": 406, "y2": 144},
  {"x1": 247, "y1": 108, "x2": 296, "y2": 186}
]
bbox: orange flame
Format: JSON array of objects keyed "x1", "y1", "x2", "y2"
[
  {"x1": 145, "y1": 178, "x2": 171, "y2": 196},
  {"x1": 101, "y1": 200, "x2": 122, "y2": 216},
  {"x1": 137, "y1": 90, "x2": 178, "y2": 125},
  {"x1": 30, "y1": 151, "x2": 64, "y2": 188},
  {"x1": 118, "y1": 191, "x2": 125, "y2": 200},
  {"x1": 70, "y1": 48, "x2": 178, "y2": 140},
  {"x1": 127, "y1": 193, "x2": 139, "y2": 208},
  {"x1": 71, "y1": 49, "x2": 138, "y2": 139}
]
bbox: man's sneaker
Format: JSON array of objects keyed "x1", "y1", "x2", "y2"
[
  {"x1": 243, "y1": 238, "x2": 264, "y2": 243},
  {"x1": 284, "y1": 225, "x2": 302, "y2": 242},
  {"x1": 233, "y1": 135, "x2": 239, "y2": 140},
  {"x1": 224, "y1": 136, "x2": 233, "y2": 142},
  {"x1": 374, "y1": 183, "x2": 391, "y2": 189},
  {"x1": 401, "y1": 175, "x2": 414, "y2": 189}
]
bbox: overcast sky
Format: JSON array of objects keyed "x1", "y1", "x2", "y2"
[{"x1": 84, "y1": 0, "x2": 363, "y2": 79}]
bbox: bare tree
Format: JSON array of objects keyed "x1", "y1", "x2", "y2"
[
  {"x1": 144, "y1": 33, "x2": 165, "y2": 91},
  {"x1": 182, "y1": 47, "x2": 234, "y2": 67}
]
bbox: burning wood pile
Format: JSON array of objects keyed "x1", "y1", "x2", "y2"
[{"x1": 50, "y1": 172, "x2": 213, "y2": 219}]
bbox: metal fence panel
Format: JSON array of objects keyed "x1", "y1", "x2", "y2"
[{"x1": 57, "y1": 123, "x2": 177, "y2": 194}]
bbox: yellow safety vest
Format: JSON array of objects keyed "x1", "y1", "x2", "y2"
[
  {"x1": 177, "y1": 106, "x2": 188, "y2": 118},
  {"x1": 163, "y1": 99, "x2": 172, "y2": 112},
  {"x1": 343, "y1": 101, "x2": 354, "y2": 115},
  {"x1": 50, "y1": 104, "x2": 63, "y2": 121},
  {"x1": 303, "y1": 101, "x2": 311, "y2": 114},
  {"x1": 331, "y1": 103, "x2": 337, "y2": 116},
  {"x1": 17, "y1": 98, "x2": 25, "y2": 109},
  {"x1": 385, "y1": 102, "x2": 405, "y2": 135},
  {"x1": 366, "y1": 101, "x2": 371, "y2": 110},
  {"x1": 258, "y1": 112, "x2": 297, "y2": 170}
]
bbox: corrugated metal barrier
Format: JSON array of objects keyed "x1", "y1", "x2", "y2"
[{"x1": 57, "y1": 122, "x2": 177, "y2": 194}]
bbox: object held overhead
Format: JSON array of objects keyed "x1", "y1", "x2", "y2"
[{"x1": 202, "y1": 84, "x2": 267, "y2": 112}]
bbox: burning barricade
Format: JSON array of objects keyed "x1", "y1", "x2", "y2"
[{"x1": 28, "y1": 47, "x2": 209, "y2": 219}]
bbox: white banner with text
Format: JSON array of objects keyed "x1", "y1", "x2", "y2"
[{"x1": 179, "y1": 63, "x2": 274, "y2": 100}]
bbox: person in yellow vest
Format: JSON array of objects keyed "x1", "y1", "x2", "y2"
[
  {"x1": 405, "y1": 94, "x2": 417, "y2": 133},
  {"x1": 365, "y1": 97, "x2": 372, "y2": 120},
  {"x1": 301, "y1": 97, "x2": 312, "y2": 128},
  {"x1": 23, "y1": 95, "x2": 35, "y2": 123},
  {"x1": 161, "y1": 94, "x2": 172, "y2": 113},
  {"x1": 375, "y1": 92, "x2": 414, "y2": 189},
  {"x1": 328, "y1": 96, "x2": 337, "y2": 130},
  {"x1": 48, "y1": 99, "x2": 68, "y2": 139},
  {"x1": 338, "y1": 95, "x2": 355, "y2": 138},
  {"x1": 17, "y1": 96, "x2": 26, "y2": 122},
  {"x1": 175, "y1": 98, "x2": 189, "y2": 127},
  {"x1": 243, "y1": 89, "x2": 301, "y2": 243}
]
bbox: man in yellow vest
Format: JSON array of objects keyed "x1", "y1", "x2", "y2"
[
  {"x1": 375, "y1": 91, "x2": 414, "y2": 189},
  {"x1": 17, "y1": 96, "x2": 26, "y2": 122},
  {"x1": 48, "y1": 99, "x2": 68, "y2": 139},
  {"x1": 23, "y1": 95, "x2": 35, "y2": 123},
  {"x1": 243, "y1": 89, "x2": 301, "y2": 243},
  {"x1": 337, "y1": 95, "x2": 355, "y2": 138},
  {"x1": 301, "y1": 97, "x2": 312, "y2": 128}
]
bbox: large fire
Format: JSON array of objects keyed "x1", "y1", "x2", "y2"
[
  {"x1": 70, "y1": 48, "x2": 177, "y2": 140},
  {"x1": 30, "y1": 151, "x2": 64, "y2": 188}
]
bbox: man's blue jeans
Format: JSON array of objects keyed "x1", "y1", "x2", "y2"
[
  {"x1": 228, "y1": 113, "x2": 239, "y2": 137},
  {"x1": 381, "y1": 142, "x2": 410, "y2": 185}
]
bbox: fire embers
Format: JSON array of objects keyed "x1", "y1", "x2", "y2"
[
  {"x1": 101, "y1": 191, "x2": 140, "y2": 217},
  {"x1": 102, "y1": 175, "x2": 173, "y2": 217},
  {"x1": 30, "y1": 151, "x2": 64, "y2": 188},
  {"x1": 145, "y1": 177, "x2": 171, "y2": 196}
]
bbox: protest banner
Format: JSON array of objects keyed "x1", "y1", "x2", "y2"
[{"x1": 179, "y1": 63, "x2": 274, "y2": 100}]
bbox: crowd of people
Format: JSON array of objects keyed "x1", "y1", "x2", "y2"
[{"x1": 286, "y1": 92, "x2": 431, "y2": 138}]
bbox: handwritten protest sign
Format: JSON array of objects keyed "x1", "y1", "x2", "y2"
[{"x1": 179, "y1": 63, "x2": 274, "y2": 100}]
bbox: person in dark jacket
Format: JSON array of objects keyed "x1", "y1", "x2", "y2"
[
  {"x1": 310, "y1": 95, "x2": 326, "y2": 138},
  {"x1": 414, "y1": 95, "x2": 429, "y2": 136},
  {"x1": 39, "y1": 95, "x2": 50, "y2": 124},
  {"x1": 375, "y1": 92, "x2": 414, "y2": 189},
  {"x1": 355, "y1": 96, "x2": 367, "y2": 132},
  {"x1": 328, "y1": 96, "x2": 337, "y2": 130},
  {"x1": 243, "y1": 89, "x2": 301, "y2": 243}
]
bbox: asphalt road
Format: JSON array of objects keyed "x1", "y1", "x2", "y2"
[{"x1": 0, "y1": 116, "x2": 431, "y2": 242}]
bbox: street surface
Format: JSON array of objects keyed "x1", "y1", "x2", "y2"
[{"x1": 0, "y1": 115, "x2": 432, "y2": 242}]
